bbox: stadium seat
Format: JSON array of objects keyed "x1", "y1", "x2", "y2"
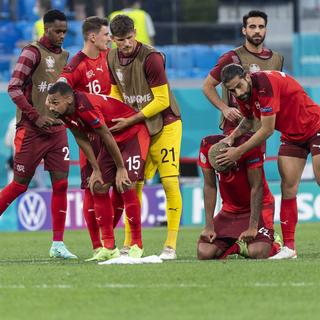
[
  {"x1": 0, "y1": 22, "x2": 21, "y2": 54},
  {"x1": 17, "y1": 0, "x2": 38, "y2": 21},
  {"x1": 64, "y1": 20, "x2": 82, "y2": 48},
  {"x1": 15, "y1": 21, "x2": 34, "y2": 41},
  {"x1": 192, "y1": 45, "x2": 218, "y2": 78},
  {"x1": 171, "y1": 45, "x2": 194, "y2": 78}
]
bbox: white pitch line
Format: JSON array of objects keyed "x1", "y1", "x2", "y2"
[{"x1": 247, "y1": 282, "x2": 314, "y2": 287}]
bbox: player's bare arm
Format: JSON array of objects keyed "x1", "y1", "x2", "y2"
[
  {"x1": 110, "y1": 111, "x2": 145, "y2": 133},
  {"x1": 217, "y1": 115, "x2": 274, "y2": 165},
  {"x1": 94, "y1": 125, "x2": 131, "y2": 193},
  {"x1": 200, "y1": 167, "x2": 218, "y2": 243},
  {"x1": 239, "y1": 166, "x2": 264, "y2": 242},
  {"x1": 203, "y1": 74, "x2": 242, "y2": 122}
]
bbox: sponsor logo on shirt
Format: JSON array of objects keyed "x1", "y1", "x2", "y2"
[
  {"x1": 260, "y1": 106, "x2": 273, "y2": 113},
  {"x1": 45, "y1": 56, "x2": 55, "y2": 72},
  {"x1": 123, "y1": 93, "x2": 152, "y2": 105},
  {"x1": 247, "y1": 157, "x2": 260, "y2": 164},
  {"x1": 96, "y1": 65, "x2": 103, "y2": 72},
  {"x1": 200, "y1": 152, "x2": 206, "y2": 164}
]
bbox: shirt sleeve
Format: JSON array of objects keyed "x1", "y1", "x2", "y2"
[
  {"x1": 209, "y1": 51, "x2": 240, "y2": 82},
  {"x1": 257, "y1": 74, "x2": 281, "y2": 116},
  {"x1": 7, "y1": 46, "x2": 41, "y2": 122},
  {"x1": 145, "y1": 52, "x2": 167, "y2": 87},
  {"x1": 81, "y1": 108, "x2": 105, "y2": 129},
  {"x1": 244, "y1": 147, "x2": 264, "y2": 169}
]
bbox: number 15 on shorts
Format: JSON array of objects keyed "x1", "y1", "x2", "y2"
[{"x1": 126, "y1": 155, "x2": 141, "y2": 171}]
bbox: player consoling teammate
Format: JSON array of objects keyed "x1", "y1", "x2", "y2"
[{"x1": 216, "y1": 64, "x2": 320, "y2": 259}]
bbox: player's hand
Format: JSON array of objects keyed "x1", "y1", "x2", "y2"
[
  {"x1": 89, "y1": 169, "x2": 105, "y2": 194},
  {"x1": 219, "y1": 135, "x2": 234, "y2": 147},
  {"x1": 215, "y1": 147, "x2": 241, "y2": 166},
  {"x1": 238, "y1": 227, "x2": 258, "y2": 243},
  {"x1": 200, "y1": 226, "x2": 216, "y2": 243},
  {"x1": 115, "y1": 167, "x2": 131, "y2": 193},
  {"x1": 110, "y1": 118, "x2": 130, "y2": 132},
  {"x1": 222, "y1": 107, "x2": 242, "y2": 123},
  {"x1": 35, "y1": 115, "x2": 56, "y2": 129}
]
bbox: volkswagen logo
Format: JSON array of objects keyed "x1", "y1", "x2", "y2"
[{"x1": 18, "y1": 192, "x2": 47, "y2": 231}]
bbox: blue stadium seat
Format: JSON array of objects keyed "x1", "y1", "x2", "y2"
[
  {"x1": 52, "y1": 0, "x2": 66, "y2": 11},
  {"x1": 191, "y1": 45, "x2": 219, "y2": 78},
  {"x1": 64, "y1": 20, "x2": 82, "y2": 48},
  {"x1": 171, "y1": 45, "x2": 194, "y2": 78},
  {"x1": 17, "y1": 0, "x2": 38, "y2": 21},
  {"x1": 15, "y1": 21, "x2": 34, "y2": 41},
  {"x1": 0, "y1": 22, "x2": 21, "y2": 54},
  {"x1": 65, "y1": 46, "x2": 81, "y2": 60}
]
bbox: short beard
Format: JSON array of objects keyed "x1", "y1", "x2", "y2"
[{"x1": 246, "y1": 34, "x2": 265, "y2": 47}]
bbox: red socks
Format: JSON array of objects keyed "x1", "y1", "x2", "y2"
[
  {"x1": 111, "y1": 189, "x2": 124, "y2": 228},
  {"x1": 0, "y1": 181, "x2": 28, "y2": 215},
  {"x1": 51, "y1": 179, "x2": 68, "y2": 241},
  {"x1": 93, "y1": 193, "x2": 115, "y2": 249},
  {"x1": 280, "y1": 197, "x2": 298, "y2": 250},
  {"x1": 122, "y1": 189, "x2": 142, "y2": 248},
  {"x1": 83, "y1": 189, "x2": 101, "y2": 249},
  {"x1": 218, "y1": 243, "x2": 240, "y2": 259}
]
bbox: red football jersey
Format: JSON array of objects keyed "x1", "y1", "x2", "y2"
[
  {"x1": 59, "y1": 50, "x2": 111, "y2": 95},
  {"x1": 238, "y1": 71, "x2": 320, "y2": 142},
  {"x1": 63, "y1": 92, "x2": 142, "y2": 143},
  {"x1": 198, "y1": 135, "x2": 274, "y2": 213}
]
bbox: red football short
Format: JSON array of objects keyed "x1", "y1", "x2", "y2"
[
  {"x1": 14, "y1": 125, "x2": 69, "y2": 177},
  {"x1": 98, "y1": 126, "x2": 150, "y2": 183},
  {"x1": 198, "y1": 203, "x2": 274, "y2": 252},
  {"x1": 279, "y1": 131, "x2": 320, "y2": 159},
  {"x1": 79, "y1": 133, "x2": 102, "y2": 189}
]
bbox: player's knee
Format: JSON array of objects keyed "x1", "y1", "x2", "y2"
[
  {"x1": 197, "y1": 244, "x2": 215, "y2": 260},
  {"x1": 280, "y1": 180, "x2": 299, "y2": 198},
  {"x1": 52, "y1": 178, "x2": 68, "y2": 193},
  {"x1": 162, "y1": 176, "x2": 180, "y2": 194},
  {"x1": 248, "y1": 244, "x2": 270, "y2": 259}
]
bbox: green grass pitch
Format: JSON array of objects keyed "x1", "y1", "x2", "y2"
[{"x1": 0, "y1": 223, "x2": 320, "y2": 320}]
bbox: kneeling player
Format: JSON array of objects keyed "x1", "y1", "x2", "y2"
[
  {"x1": 197, "y1": 134, "x2": 279, "y2": 260},
  {"x1": 46, "y1": 82, "x2": 150, "y2": 261}
]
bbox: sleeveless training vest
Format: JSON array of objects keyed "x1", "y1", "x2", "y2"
[
  {"x1": 108, "y1": 44, "x2": 180, "y2": 136},
  {"x1": 220, "y1": 45, "x2": 283, "y2": 132},
  {"x1": 17, "y1": 42, "x2": 68, "y2": 123}
]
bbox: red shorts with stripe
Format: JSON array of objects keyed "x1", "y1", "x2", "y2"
[
  {"x1": 14, "y1": 125, "x2": 69, "y2": 177},
  {"x1": 279, "y1": 131, "x2": 320, "y2": 159},
  {"x1": 98, "y1": 126, "x2": 150, "y2": 183},
  {"x1": 79, "y1": 133, "x2": 102, "y2": 189},
  {"x1": 198, "y1": 203, "x2": 274, "y2": 252}
]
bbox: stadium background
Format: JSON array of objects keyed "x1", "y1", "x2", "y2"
[{"x1": 1, "y1": 0, "x2": 320, "y2": 232}]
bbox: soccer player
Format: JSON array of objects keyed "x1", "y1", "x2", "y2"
[
  {"x1": 46, "y1": 82, "x2": 150, "y2": 261},
  {"x1": 216, "y1": 64, "x2": 320, "y2": 259},
  {"x1": 2, "y1": 10, "x2": 77, "y2": 259},
  {"x1": 58, "y1": 16, "x2": 113, "y2": 260},
  {"x1": 203, "y1": 10, "x2": 283, "y2": 134},
  {"x1": 107, "y1": 15, "x2": 182, "y2": 260},
  {"x1": 197, "y1": 134, "x2": 276, "y2": 260}
]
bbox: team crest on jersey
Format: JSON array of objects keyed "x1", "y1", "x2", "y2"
[
  {"x1": 249, "y1": 64, "x2": 261, "y2": 73},
  {"x1": 45, "y1": 56, "x2": 55, "y2": 72},
  {"x1": 254, "y1": 101, "x2": 260, "y2": 110},
  {"x1": 86, "y1": 70, "x2": 95, "y2": 79}
]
